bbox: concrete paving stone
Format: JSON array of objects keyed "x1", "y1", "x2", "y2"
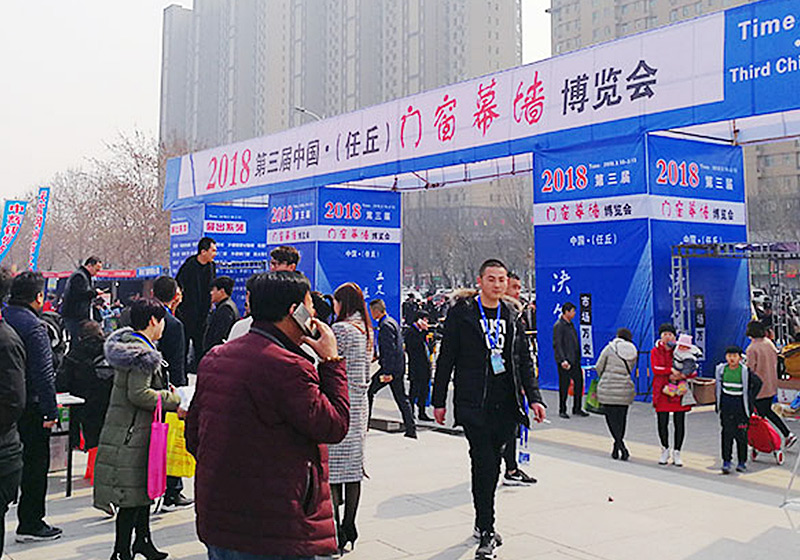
[{"x1": 5, "y1": 386, "x2": 800, "y2": 560}]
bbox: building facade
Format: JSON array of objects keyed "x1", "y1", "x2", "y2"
[{"x1": 159, "y1": 0, "x2": 530, "y2": 286}]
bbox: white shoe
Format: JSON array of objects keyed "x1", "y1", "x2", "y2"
[
  {"x1": 659, "y1": 447, "x2": 670, "y2": 465},
  {"x1": 673, "y1": 450, "x2": 683, "y2": 467}
]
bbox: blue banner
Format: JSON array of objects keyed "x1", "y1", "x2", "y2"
[
  {"x1": 266, "y1": 187, "x2": 402, "y2": 322},
  {"x1": 170, "y1": 205, "x2": 269, "y2": 311},
  {"x1": 535, "y1": 219, "x2": 653, "y2": 394},
  {"x1": 0, "y1": 200, "x2": 27, "y2": 265},
  {"x1": 535, "y1": 135, "x2": 749, "y2": 398},
  {"x1": 27, "y1": 187, "x2": 50, "y2": 270}
]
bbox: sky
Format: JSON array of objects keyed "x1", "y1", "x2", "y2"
[{"x1": 0, "y1": 1, "x2": 552, "y2": 201}]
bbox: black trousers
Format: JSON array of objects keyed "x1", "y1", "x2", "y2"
[
  {"x1": 183, "y1": 322, "x2": 205, "y2": 373},
  {"x1": 408, "y1": 363, "x2": 431, "y2": 410},
  {"x1": 461, "y1": 408, "x2": 517, "y2": 533},
  {"x1": 657, "y1": 411, "x2": 686, "y2": 450},
  {"x1": 501, "y1": 428, "x2": 518, "y2": 472},
  {"x1": 0, "y1": 468, "x2": 21, "y2": 556},
  {"x1": 558, "y1": 365, "x2": 583, "y2": 414},
  {"x1": 603, "y1": 405, "x2": 629, "y2": 450},
  {"x1": 720, "y1": 396, "x2": 748, "y2": 464},
  {"x1": 755, "y1": 397, "x2": 791, "y2": 438},
  {"x1": 17, "y1": 406, "x2": 51, "y2": 531},
  {"x1": 367, "y1": 371, "x2": 416, "y2": 434},
  {"x1": 166, "y1": 476, "x2": 183, "y2": 498}
]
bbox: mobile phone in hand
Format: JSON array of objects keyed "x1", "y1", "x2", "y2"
[{"x1": 291, "y1": 302, "x2": 320, "y2": 339}]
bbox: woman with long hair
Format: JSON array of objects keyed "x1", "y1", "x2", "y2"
[{"x1": 328, "y1": 282, "x2": 372, "y2": 552}]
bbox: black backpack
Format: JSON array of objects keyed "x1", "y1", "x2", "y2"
[{"x1": 41, "y1": 311, "x2": 69, "y2": 372}]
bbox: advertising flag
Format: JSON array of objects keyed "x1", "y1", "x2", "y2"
[
  {"x1": 28, "y1": 187, "x2": 50, "y2": 270},
  {"x1": 0, "y1": 200, "x2": 28, "y2": 264}
]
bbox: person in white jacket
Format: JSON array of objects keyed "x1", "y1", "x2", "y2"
[{"x1": 596, "y1": 328, "x2": 638, "y2": 461}]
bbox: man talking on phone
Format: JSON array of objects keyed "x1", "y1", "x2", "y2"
[
  {"x1": 187, "y1": 271, "x2": 349, "y2": 559},
  {"x1": 367, "y1": 299, "x2": 417, "y2": 439}
]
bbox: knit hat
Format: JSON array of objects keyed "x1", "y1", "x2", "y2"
[{"x1": 677, "y1": 333, "x2": 693, "y2": 347}]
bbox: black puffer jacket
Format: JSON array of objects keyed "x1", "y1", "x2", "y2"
[
  {"x1": 433, "y1": 290, "x2": 544, "y2": 427},
  {"x1": 0, "y1": 318, "x2": 25, "y2": 476}
]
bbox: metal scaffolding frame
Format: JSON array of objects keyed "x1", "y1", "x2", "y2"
[{"x1": 671, "y1": 242, "x2": 800, "y2": 344}]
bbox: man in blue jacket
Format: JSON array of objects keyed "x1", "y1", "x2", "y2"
[
  {"x1": 153, "y1": 275, "x2": 193, "y2": 510},
  {"x1": 367, "y1": 299, "x2": 417, "y2": 438},
  {"x1": 4, "y1": 272, "x2": 61, "y2": 542},
  {"x1": 0, "y1": 268, "x2": 26, "y2": 555}
]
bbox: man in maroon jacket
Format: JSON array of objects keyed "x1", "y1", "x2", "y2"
[{"x1": 186, "y1": 271, "x2": 350, "y2": 560}]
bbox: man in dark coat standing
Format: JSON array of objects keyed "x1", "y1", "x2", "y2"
[
  {"x1": 553, "y1": 302, "x2": 586, "y2": 419},
  {"x1": 404, "y1": 310, "x2": 433, "y2": 421},
  {"x1": 0, "y1": 268, "x2": 26, "y2": 556},
  {"x1": 153, "y1": 275, "x2": 193, "y2": 510},
  {"x1": 60, "y1": 256, "x2": 103, "y2": 341},
  {"x1": 176, "y1": 237, "x2": 217, "y2": 372},
  {"x1": 367, "y1": 299, "x2": 417, "y2": 438},
  {"x1": 3, "y1": 272, "x2": 61, "y2": 542},
  {"x1": 432, "y1": 259, "x2": 546, "y2": 560},
  {"x1": 202, "y1": 276, "x2": 240, "y2": 354},
  {"x1": 186, "y1": 271, "x2": 349, "y2": 559}
]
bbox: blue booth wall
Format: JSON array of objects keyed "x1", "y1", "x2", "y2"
[
  {"x1": 267, "y1": 187, "x2": 402, "y2": 323},
  {"x1": 534, "y1": 134, "x2": 749, "y2": 396},
  {"x1": 170, "y1": 204, "x2": 269, "y2": 312}
]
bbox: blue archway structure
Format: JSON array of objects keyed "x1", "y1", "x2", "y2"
[{"x1": 164, "y1": 0, "x2": 800, "y2": 393}]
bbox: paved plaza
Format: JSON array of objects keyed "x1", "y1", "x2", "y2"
[{"x1": 4, "y1": 390, "x2": 800, "y2": 560}]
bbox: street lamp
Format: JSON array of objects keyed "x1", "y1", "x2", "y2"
[{"x1": 294, "y1": 106, "x2": 324, "y2": 122}]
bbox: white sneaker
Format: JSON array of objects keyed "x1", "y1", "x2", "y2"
[
  {"x1": 659, "y1": 447, "x2": 670, "y2": 465},
  {"x1": 673, "y1": 450, "x2": 683, "y2": 467},
  {"x1": 786, "y1": 434, "x2": 798, "y2": 450}
]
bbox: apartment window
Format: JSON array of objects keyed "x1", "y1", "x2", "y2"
[{"x1": 670, "y1": 9, "x2": 678, "y2": 21}]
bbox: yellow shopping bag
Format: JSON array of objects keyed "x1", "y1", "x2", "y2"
[{"x1": 165, "y1": 412, "x2": 196, "y2": 478}]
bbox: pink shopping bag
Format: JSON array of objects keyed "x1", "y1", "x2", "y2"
[{"x1": 147, "y1": 396, "x2": 169, "y2": 500}]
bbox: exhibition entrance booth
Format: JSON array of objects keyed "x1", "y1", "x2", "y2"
[{"x1": 163, "y1": 0, "x2": 800, "y2": 392}]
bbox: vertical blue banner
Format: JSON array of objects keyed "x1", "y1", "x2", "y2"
[
  {"x1": 647, "y1": 134, "x2": 748, "y2": 371},
  {"x1": 27, "y1": 187, "x2": 50, "y2": 270},
  {"x1": 0, "y1": 200, "x2": 28, "y2": 265}
]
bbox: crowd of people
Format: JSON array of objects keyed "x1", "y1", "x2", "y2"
[{"x1": 0, "y1": 239, "x2": 798, "y2": 560}]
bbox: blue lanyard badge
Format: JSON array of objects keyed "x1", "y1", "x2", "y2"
[{"x1": 477, "y1": 296, "x2": 505, "y2": 374}]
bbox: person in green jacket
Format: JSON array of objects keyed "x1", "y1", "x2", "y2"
[
  {"x1": 714, "y1": 346, "x2": 761, "y2": 475},
  {"x1": 93, "y1": 299, "x2": 183, "y2": 560}
]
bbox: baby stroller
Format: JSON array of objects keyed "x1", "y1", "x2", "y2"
[{"x1": 749, "y1": 413, "x2": 785, "y2": 465}]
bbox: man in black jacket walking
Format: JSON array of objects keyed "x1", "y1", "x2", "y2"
[
  {"x1": 0, "y1": 268, "x2": 26, "y2": 555},
  {"x1": 176, "y1": 237, "x2": 217, "y2": 372},
  {"x1": 553, "y1": 302, "x2": 586, "y2": 418},
  {"x1": 367, "y1": 299, "x2": 417, "y2": 438},
  {"x1": 202, "y1": 276, "x2": 239, "y2": 354},
  {"x1": 4, "y1": 272, "x2": 62, "y2": 542},
  {"x1": 60, "y1": 256, "x2": 103, "y2": 340},
  {"x1": 433, "y1": 259, "x2": 546, "y2": 560}
]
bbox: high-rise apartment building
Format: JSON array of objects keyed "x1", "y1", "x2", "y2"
[
  {"x1": 159, "y1": 0, "x2": 529, "y2": 285},
  {"x1": 548, "y1": 0, "x2": 799, "y2": 242},
  {"x1": 160, "y1": 0, "x2": 521, "y2": 148}
]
